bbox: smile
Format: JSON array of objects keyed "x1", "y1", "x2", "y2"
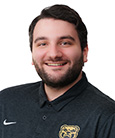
[{"x1": 45, "y1": 62, "x2": 67, "y2": 67}]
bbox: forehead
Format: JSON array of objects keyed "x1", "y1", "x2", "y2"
[{"x1": 33, "y1": 18, "x2": 78, "y2": 39}]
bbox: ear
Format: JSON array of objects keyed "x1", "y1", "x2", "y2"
[{"x1": 83, "y1": 45, "x2": 88, "y2": 63}]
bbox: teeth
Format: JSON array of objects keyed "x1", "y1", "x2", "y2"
[{"x1": 47, "y1": 63, "x2": 63, "y2": 66}]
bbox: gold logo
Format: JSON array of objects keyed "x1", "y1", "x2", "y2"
[{"x1": 59, "y1": 124, "x2": 80, "y2": 138}]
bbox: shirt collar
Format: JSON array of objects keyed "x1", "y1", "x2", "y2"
[
  {"x1": 38, "y1": 82, "x2": 48, "y2": 107},
  {"x1": 38, "y1": 72, "x2": 88, "y2": 111}
]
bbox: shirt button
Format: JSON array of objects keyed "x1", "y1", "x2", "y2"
[
  {"x1": 42, "y1": 115, "x2": 47, "y2": 120},
  {"x1": 48, "y1": 103, "x2": 52, "y2": 108}
]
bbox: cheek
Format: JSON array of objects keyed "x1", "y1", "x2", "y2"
[
  {"x1": 65, "y1": 50, "x2": 82, "y2": 63},
  {"x1": 32, "y1": 51, "x2": 43, "y2": 66},
  {"x1": 32, "y1": 49, "x2": 46, "y2": 61}
]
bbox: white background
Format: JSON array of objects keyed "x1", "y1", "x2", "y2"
[{"x1": 0, "y1": 0, "x2": 115, "y2": 100}]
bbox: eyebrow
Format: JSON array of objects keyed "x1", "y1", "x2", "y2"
[
  {"x1": 60, "y1": 35, "x2": 75, "y2": 41},
  {"x1": 34, "y1": 35, "x2": 75, "y2": 43},
  {"x1": 34, "y1": 37, "x2": 48, "y2": 43}
]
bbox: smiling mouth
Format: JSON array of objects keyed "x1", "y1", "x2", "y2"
[{"x1": 45, "y1": 62, "x2": 67, "y2": 67}]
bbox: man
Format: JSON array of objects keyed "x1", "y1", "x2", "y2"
[{"x1": 0, "y1": 4, "x2": 115, "y2": 138}]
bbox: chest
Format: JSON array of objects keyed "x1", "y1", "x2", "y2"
[{"x1": 1, "y1": 99, "x2": 99, "y2": 138}]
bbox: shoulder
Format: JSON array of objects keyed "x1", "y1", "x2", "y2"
[
  {"x1": 82, "y1": 72, "x2": 115, "y2": 108},
  {"x1": 0, "y1": 81, "x2": 41, "y2": 94},
  {"x1": 87, "y1": 82, "x2": 115, "y2": 104},
  {"x1": 0, "y1": 81, "x2": 41, "y2": 103},
  {"x1": 85, "y1": 82, "x2": 115, "y2": 115}
]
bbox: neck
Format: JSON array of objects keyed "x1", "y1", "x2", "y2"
[{"x1": 44, "y1": 71, "x2": 82, "y2": 101}]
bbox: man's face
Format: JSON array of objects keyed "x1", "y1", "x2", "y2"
[{"x1": 32, "y1": 18, "x2": 88, "y2": 88}]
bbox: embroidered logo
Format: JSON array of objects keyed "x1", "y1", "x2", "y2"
[
  {"x1": 3, "y1": 119, "x2": 16, "y2": 126},
  {"x1": 59, "y1": 124, "x2": 80, "y2": 138}
]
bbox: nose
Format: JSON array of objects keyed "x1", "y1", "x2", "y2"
[{"x1": 47, "y1": 45, "x2": 63, "y2": 59}]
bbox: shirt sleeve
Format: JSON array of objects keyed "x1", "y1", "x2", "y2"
[{"x1": 97, "y1": 113, "x2": 115, "y2": 138}]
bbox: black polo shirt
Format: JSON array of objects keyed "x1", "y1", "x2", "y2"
[{"x1": 0, "y1": 72, "x2": 115, "y2": 138}]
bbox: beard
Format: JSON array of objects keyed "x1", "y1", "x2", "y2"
[{"x1": 33, "y1": 53, "x2": 84, "y2": 89}]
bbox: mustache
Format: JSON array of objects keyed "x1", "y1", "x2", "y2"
[{"x1": 44, "y1": 57, "x2": 68, "y2": 62}]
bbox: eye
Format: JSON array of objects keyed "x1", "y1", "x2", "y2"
[
  {"x1": 37, "y1": 42, "x2": 47, "y2": 47},
  {"x1": 60, "y1": 41, "x2": 72, "y2": 46}
]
